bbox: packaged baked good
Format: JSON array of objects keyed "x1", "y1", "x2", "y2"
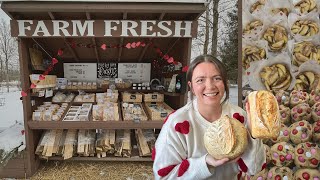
[{"x1": 247, "y1": 90, "x2": 280, "y2": 139}]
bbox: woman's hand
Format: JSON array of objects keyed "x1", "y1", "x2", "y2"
[
  {"x1": 205, "y1": 154, "x2": 241, "y2": 167},
  {"x1": 206, "y1": 154, "x2": 229, "y2": 167}
]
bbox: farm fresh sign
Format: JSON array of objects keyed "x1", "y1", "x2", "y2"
[{"x1": 11, "y1": 20, "x2": 197, "y2": 37}]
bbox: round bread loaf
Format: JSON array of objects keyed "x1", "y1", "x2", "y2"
[{"x1": 204, "y1": 115, "x2": 248, "y2": 160}]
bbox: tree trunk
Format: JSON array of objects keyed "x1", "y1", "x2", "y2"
[
  {"x1": 0, "y1": 56, "x2": 3, "y2": 83},
  {"x1": 5, "y1": 55, "x2": 9, "y2": 92},
  {"x1": 211, "y1": 0, "x2": 219, "y2": 57},
  {"x1": 203, "y1": 6, "x2": 210, "y2": 54}
]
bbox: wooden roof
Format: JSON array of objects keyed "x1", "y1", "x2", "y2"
[{"x1": 2, "y1": 1, "x2": 205, "y2": 62}]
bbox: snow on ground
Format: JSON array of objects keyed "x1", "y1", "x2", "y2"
[
  {"x1": 0, "y1": 86, "x2": 24, "y2": 129},
  {"x1": 0, "y1": 86, "x2": 25, "y2": 156}
]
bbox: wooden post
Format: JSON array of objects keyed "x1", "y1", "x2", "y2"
[{"x1": 19, "y1": 38, "x2": 40, "y2": 176}]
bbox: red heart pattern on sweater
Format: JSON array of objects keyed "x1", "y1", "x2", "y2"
[
  {"x1": 178, "y1": 159, "x2": 190, "y2": 177},
  {"x1": 175, "y1": 121, "x2": 190, "y2": 134},
  {"x1": 233, "y1": 113, "x2": 245, "y2": 124},
  {"x1": 158, "y1": 165, "x2": 176, "y2": 177}
]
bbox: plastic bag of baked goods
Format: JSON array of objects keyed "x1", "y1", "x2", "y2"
[
  {"x1": 288, "y1": 39, "x2": 320, "y2": 67},
  {"x1": 264, "y1": 0, "x2": 292, "y2": 17},
  {"x1": 290, "y1": 0, "x2": 319, "y2": 15},
  {"x1": 242, "y1": 39, "x2": 269, "y2": 87},
  {"x1": 293, "y1": 60, "x2": 320, "y2": 90},
  {"x1": 288, "y1": 12, "x2": 320, "y2": 41},
  {"x1": 243, "y1": 10, "x2": 264, "y2": 41},
  {"x1": 114, "y1": 130, "x2": 131, "y2": 157},
  {"x1": 248, "y1": 53, "x2": 296, "y2": 91},
  {"x1": 135, "y1": 129, "x2": 156, "y2": 157},
  {"x1": 244, "y1": 0, "x2": 267, "y2": 17},
  {"x1": 260, "y1": 17, "x2": 290, "y2": 54}
]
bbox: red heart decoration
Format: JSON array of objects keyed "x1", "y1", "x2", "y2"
[
  {"x1": 57, "y1": 49, "x2": 63, "y2": 56},
  {"x1": 39, "y1": 75, "x2": 46, "y2": 80},
  {"x1": 167, "y1": 57, "x2": 174, "y2": 64},
  {"x1": 21, "y1": 130, "x2": 25, "y2": 135},
  {"x1": 30, "y1": 83, "x2": 37, "y2": 88},
  {"x1": 178, "y1": 159, "x2": 190, "y2": 177},
  {"x1": 175, "y1": 120, "x2": 190, "y2": 134},
  {"x1": 163, "y1": 54, "x2": 169, "y2": 60},
  {"x1": 131, "y1": 42, "x2": 136, "y2": 48},
  {"x1": 182, "y1": 66, "x2": 189, "y2": 72},
  {"x1": 158, "y1": 165, "x2": 177, "y2": 177},
  {"x1": 237, "y1": 158, "x2": 248, "y2": 173},
  {"x1": 101, "y1": 44, "x2": 107, "y2": 50},
  {"x1": 233, "y1": 113, "x2": 245, "y2": 124},
  {"x1": 151, "y1": 148, "x2": 156, "y2": 161},
  {"x1": 52, "y1": 58, "x2": 58, "y2": 65},
  {"x1": 21, "y1": 91, "x2": 27, "y2": 97},
  {"x1": 126, "y1": 43, "x2": 131, "y2": 49},
  {"x1": 136, "y1": 41, "x2": 141, "y2": 47}
]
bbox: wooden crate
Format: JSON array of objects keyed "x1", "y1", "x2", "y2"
[
  {"x1": 122, "y1": 92, "x2": 143, "y2": 103},
  {"x1": 143, "y1": 93, "x2": 164, "y2": 102},
  {"x1": 144, "y1": 102, "x2": 174, "y2": 121},
  {"x1": 121, "y1": 102, "x2": 148, "y2": 122}
]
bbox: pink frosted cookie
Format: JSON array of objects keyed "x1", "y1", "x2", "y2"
[
  {"x1": 309, "y1": 89, "x2": 320, "y2": 106},
  {"x1": 294, "y1": 168, "x2": 320, "y2": 180},
  {"x1": 264, "y1": 144, "x2": 271, "y2": 165},
  {"x1": 290, "y1": 90, "x2": 310, "y2": 108},
  {"x1": 267, "y1": 166, "x2": 293, "y2": 180},
  {"x1": 279, "y1": 105, "x2": 291, "y2": 125},
  {"x1": 252, "y1": 169, "x2": 267, "y2": 180},
  {"x1": 289, "y1": 120, "x2": 313, "y2": 144},
  {"x1": 294, "y1": 142, "x2": 320, "y2": 168},
  {"x1": 270, "y1": 124, "x2": 290, "y2": 144},
  {"x1": 270, "y1": 142, "x2": 294, "y2": 167},
  {"x1": 291, "y1": 103, "x2": 312, "y2": 123},
  {"x1": 274, "y1": 90, "x2": 290, "y2": 107},
  {"x1": 312, "y1": 121, "x2": 320, "y2": 142},
  {"x1": 311, "y1": 102, "x2": 320, "y2": 122}
]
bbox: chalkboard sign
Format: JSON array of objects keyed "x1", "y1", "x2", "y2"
[{"x1": 97, "y1": 63, "x2": 118, "y2": 78}]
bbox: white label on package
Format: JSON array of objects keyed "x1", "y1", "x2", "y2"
[
  {"x1": 118, "y1": 63, "x2": 150, "y2": 83},
  {"x1": 64, "y1": 63, "x2": 97, "y2": 81}
]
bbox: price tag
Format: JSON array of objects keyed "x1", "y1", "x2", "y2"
[{"x1": 45, "y1": 88, "x2": 53, "y2": 98}]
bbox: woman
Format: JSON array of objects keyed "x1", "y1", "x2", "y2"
[{"x1": 153, "y1": 55, "x2": 266, "y2": 179}]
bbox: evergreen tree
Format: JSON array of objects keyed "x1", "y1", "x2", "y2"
[{"x1": 219, "y1": 6, "x2": 238, "y2": 84}]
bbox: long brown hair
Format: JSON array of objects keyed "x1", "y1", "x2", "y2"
[{"x1": 187, "y1": 54, "x2": 229, "y2": 104}]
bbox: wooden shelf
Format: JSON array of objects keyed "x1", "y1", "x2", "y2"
[
  {"x1": 28, "y1": 120, "x2": 163, "y2": 129},
  {"x1": 42, "y1": 156, "x2": 152, "y2": 162},
  {"x1": 30, "y1": 88, "x2": 182, "y2": 97}
]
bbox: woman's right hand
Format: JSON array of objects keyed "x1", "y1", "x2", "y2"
[{"x1": 205, "y1": 154, "x2": 229, "y2": 167}]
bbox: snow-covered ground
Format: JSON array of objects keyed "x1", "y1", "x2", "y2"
[
  {"x1": 0, "y1": 86, "x2": 24, "y2": 129},
  {"x1": 0, "y1": 86, "x2": 25, "y2": 167}
]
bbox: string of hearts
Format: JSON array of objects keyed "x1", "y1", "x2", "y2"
[{"x1": 21, "y1": 40, "x2": 189, "y2": 97}]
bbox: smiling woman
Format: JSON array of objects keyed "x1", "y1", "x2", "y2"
[{"x1": 153, "y1": 54, "x2": 266, "y2": 180}]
